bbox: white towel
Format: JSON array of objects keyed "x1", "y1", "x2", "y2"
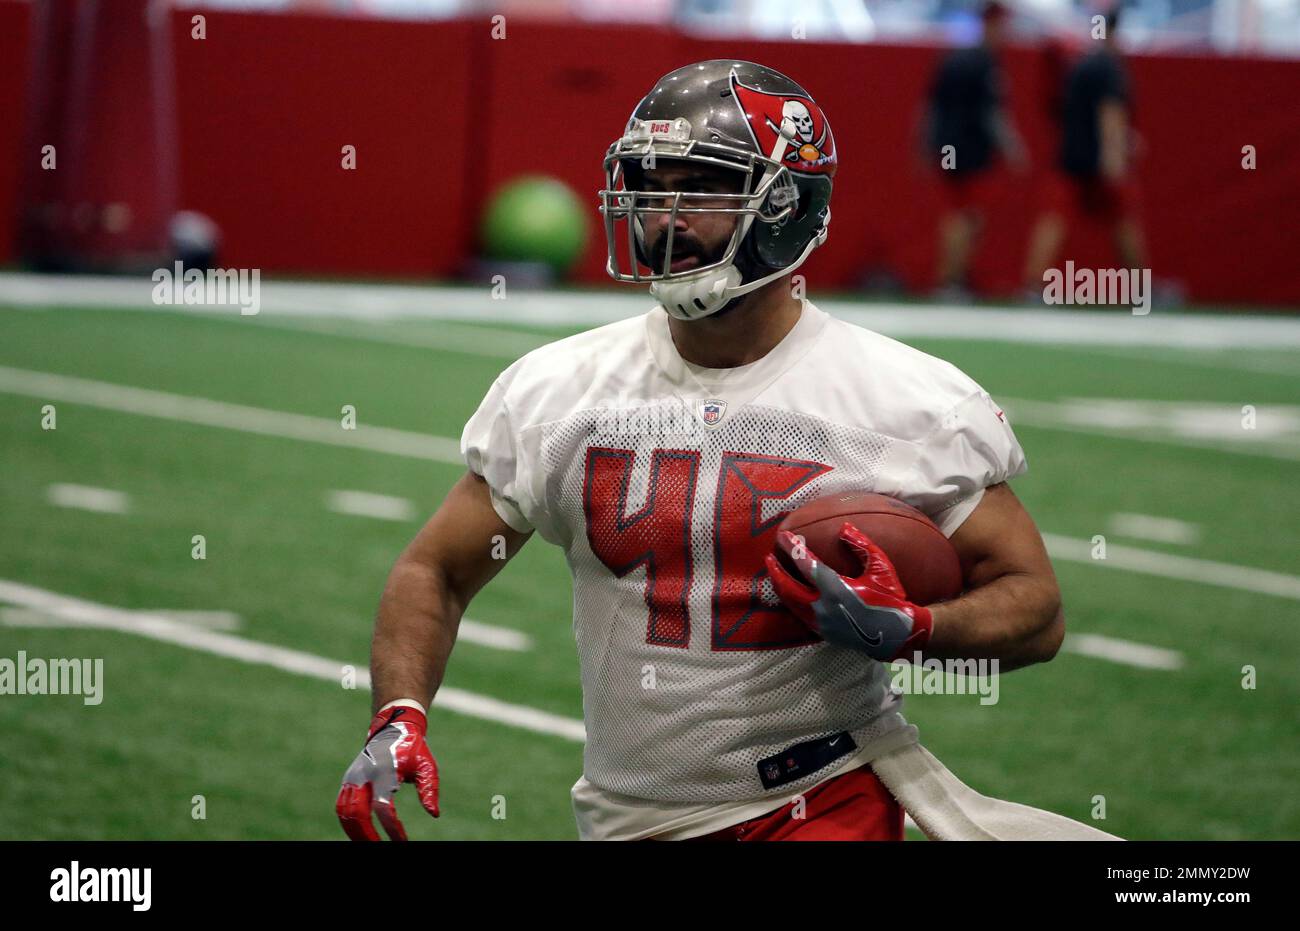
[{"x1": 872, "y1": 742, "x2": 1122, "y2": 841}]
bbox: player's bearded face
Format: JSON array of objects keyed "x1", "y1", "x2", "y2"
[{"x1": 637, "y1": 163, "x2": 744, "y2": 275}]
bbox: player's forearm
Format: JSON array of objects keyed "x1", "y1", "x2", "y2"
[
  {"x1": 925, "y1": 572, "x2": 1062, "y2": 671},
  {"x1": 1098, "y1": 102, "x2": 1128, "y2": 177},
  {"x1": 369, "y1": 556, "x2": 463, "y2": 714}
]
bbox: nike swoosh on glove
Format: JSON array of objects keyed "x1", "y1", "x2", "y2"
[
  {"x1": 336, "y1": 705, "x2": 440, "y2": 841},
  {"x1": 764, "y1": 521, "x2": 934, "y2": 662}
]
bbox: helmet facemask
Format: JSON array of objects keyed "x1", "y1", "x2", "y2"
[{"x1": 599, "y1": 119, "x2": 804, "y2": 320}]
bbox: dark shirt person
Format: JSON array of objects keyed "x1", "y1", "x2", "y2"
[
  {"x1": 1023, "y1": 6, "x2": 1147, "y2": 289},
  {"x1": 1057, "y1": 20, "x2": 1135, "y2": 220},
  {"x1": 923, "y1": 2, "x2": 1026, "y2": 296}
]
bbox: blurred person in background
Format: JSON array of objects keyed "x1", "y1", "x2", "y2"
[
  {"x1": 1023, "y1": 4, "x2": 1147, "y2": 296},
  {"x1": 922, "y1": 1, "x2": 1027, "y2": 302}
]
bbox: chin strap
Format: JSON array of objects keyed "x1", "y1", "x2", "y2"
[
  {"x1": 650, "y1": 265, "x2": 741, "y2": 321},
  {"x1": 651, "y1": 207, "x2": 830, "y2": 321}
]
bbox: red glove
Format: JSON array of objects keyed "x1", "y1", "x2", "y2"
[
  {"x1": 764, "y1": 522, "x2": 933, "y2": 662},
  {"x1": 336, "y1": 704, "x2": 440, "y2": 841}
]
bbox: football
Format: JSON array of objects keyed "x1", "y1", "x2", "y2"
[{"x1": 776, "y1": 491, "x2": 963, "y2": 605}]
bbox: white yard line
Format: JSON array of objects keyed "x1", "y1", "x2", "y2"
[
  {"x1": 0, "y1": 366, "x2": 462, "y2": 464},
  {"x1": 246, "y1": 316, "x2": 553, "y2": 360},
  {"x1": 456, "y1": 620, "x2": 533, "y2": 652},
  {"x1": 1062, "y1": 634, "x2": 1184, "y2": 671},
  {"x1": 1069, "y1": 344, "x2": 1300, "y2": 378},
  {"x1": 1108, "y1": 513, "x2": 1201, "y2": 546},
  {"x1": 1, "y1": 607, "x2": 242, "y2": 631},
  {"x1": 0, "y1": 580, "x2": 568, "y2": 738},
  {"x1": 1043, "y1": 534, "x2": 1300, "y2": 601},
  {"x1": 1001, "y1": 397, "x2": 1300, "y2": 462},
  {"x1": 0, "y1": 597, "x2": 530, "y2": 652},
  {"x1": 46, "y1": 483, "x2": 130, "y2": 514},
  {"x1": 1050, "y1": 398, "x2": 1300, "y2": 442},
  {"x1": 326, "y1": 490, "x2": 417, "y2": 522},
  {"x1": 4, "y1": 271, "x2": 1300, "y2": 348}
]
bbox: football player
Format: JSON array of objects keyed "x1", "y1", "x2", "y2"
[{"x1": 338, "y1": 61, "x2": 1097, "y2": 842}]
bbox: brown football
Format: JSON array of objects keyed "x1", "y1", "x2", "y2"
[{"x1": 776, "y1": 491, "x2": 963, "y2": 606}]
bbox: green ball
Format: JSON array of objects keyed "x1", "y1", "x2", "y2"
[{"x1": 480, "y1": 176, "x2": 590, "y2": 276}]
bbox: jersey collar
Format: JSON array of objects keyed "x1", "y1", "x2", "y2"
[{"x1": 643, "y1": 298, "x2": 828, "y2": 426}]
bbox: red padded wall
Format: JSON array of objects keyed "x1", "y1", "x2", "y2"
[{"x1": 2, "y1": 5, "x2": 1296, "y2": 304}]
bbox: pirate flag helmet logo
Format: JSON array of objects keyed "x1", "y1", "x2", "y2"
[{"x1": 731, "y1": 74, "x2": 837, "y2": 176}]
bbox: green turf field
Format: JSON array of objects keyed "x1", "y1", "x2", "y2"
[{"x1": 1, "y1": 297, "x2": 1297, "y2": 841}]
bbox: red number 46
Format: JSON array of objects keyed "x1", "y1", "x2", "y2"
[{"x1": 582, "y1": 446, "x2": 830, "y2": 652}]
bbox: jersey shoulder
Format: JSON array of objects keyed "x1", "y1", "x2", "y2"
[{"x1": 796, "y1": 313, "x2": 993, "y2": 442}]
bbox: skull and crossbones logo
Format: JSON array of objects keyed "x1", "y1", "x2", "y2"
[
  {"x1": 766, "y1": 99, "x2": 829, "y2": 165},
  {"x1": 782, "y1": 100, "x2": 815, "y2": 143}
]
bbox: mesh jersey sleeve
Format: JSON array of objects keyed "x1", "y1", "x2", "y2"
[
  {"x1": 459, "y1": 374, "x2": 534, "y2": 534},
  {"x1": 902, "y1": 389, "x2": 1027, "y2": 537}
]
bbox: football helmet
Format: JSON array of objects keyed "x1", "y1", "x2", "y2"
[{"x1": 599, "y1": 60, "x2": 837, "y2": 320}]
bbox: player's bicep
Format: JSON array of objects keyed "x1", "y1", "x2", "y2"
[
  {"x1": 947, "y1": 483, "x2": 1055, "y2": 592},
  {"x1": 402, "y1": 470, "x2": 532, "y2": 606}
]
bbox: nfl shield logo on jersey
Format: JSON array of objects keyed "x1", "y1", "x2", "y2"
[{"x1": 698, "y1": 398, "x2": 727, "y2": 425}]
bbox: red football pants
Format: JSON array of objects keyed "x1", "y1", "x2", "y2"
[{"x1": 684, "y1": 765, "x2": 904, "y2": 841}]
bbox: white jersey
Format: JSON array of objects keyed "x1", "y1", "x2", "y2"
[{"x1": 460, "y1": 299, "x2": 1026, "y2": 839}]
